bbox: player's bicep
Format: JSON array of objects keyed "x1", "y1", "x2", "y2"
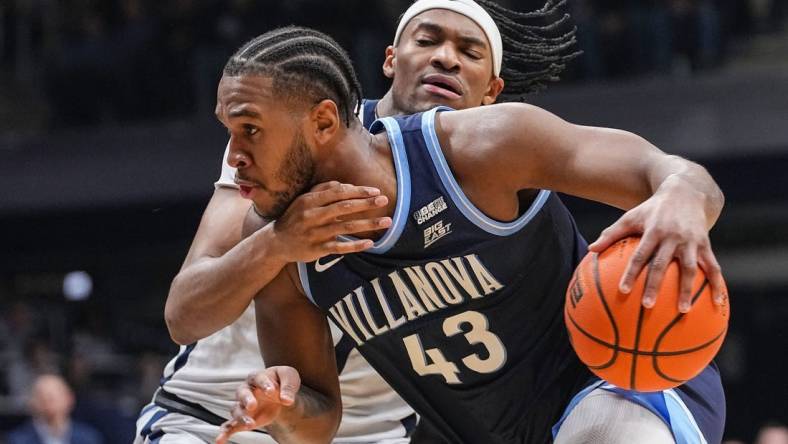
[
  {"x1": 435, "y1": 104, "x2": 578, "y2": 192},
  {"x1": 502, "y1": 107, "x2": 667, "y2": 210},
  {"x1": 255, "y1": 265, "x2": 339, "y2": 401},
  {"x1": 438, "y1": 104, "x2": 663, "y2": 210},
  {"x1": 536, "y1": 123, "x2": 666, "y2": 210},
  {"x1": 180, "y1": 187, "x2": 251, "y2": 269}
]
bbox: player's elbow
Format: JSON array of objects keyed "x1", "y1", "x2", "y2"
[
  {"x1": 310, "y1": 403, "x2": 343, "y2": 444},
  {"x1": 164, "y1": 278, "x2": 198, "y2": 345},
  {"x1": 165, "y1": 307, "x2": 195, "y2": 346},
  {"x1": 305, "y1": 416, "x2": 341, "y2": 444},
  {"x1": 326, "y1": 397, "x2": 342, "y2": 439},
  {"x1": 275, "y1": 395, "x2": 342, "y2": 444},
  {"x1": 309, "y1": 389, "x2": 343, "y2": 444},
  {"x1": 307, "y1": 392, "x2": 342, "y2": 443}
]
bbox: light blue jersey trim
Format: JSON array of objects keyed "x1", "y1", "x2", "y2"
[
  {"x1": 337, "y1": 116, "x2": 411, "y2": 254},
  {"x1": 297, "y1": 262, "x2": 317, "y2": 306},
  {"x1": 420, "y1": 106, "x2": 550, "y2": 236},
  {"x1": 664, "y1": 389, "x2": 708, "y2": 444}
]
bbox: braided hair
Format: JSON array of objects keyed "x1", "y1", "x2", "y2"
[
  {"x1": 224, "y1": 26, "x2": 363, "y2": 127},
  {"x1": 473, "y1": 0, "x2": 580, "y2": 100}
]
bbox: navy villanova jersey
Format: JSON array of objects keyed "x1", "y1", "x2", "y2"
[
  {"x1": 360, "y1": 99, "x2": 378, "y2": 130},
  {"x1": 299, "y1": 107, "x2": 592, "y2": 443}
]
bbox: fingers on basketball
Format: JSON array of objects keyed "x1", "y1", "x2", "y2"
[{"x1": 564, "y1": 236, "x2": 730, "y2": 391}]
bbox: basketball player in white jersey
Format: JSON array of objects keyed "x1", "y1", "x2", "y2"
[
  {"x1": 136, "y1": 1, "x2": 579, "y2": 442},
  {"x1": 136, "y1": 103, "x2": 416, "y2": 444}
]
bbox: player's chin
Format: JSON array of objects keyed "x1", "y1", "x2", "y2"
[
  {"x1": 249, "y1": 197, "x2": 279, "y2": 220},
  {"x1": 410, "y1": 95, "x2": 465, "y2": 113}
]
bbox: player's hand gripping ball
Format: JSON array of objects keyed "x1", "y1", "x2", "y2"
[{"x1": 564, "y1": 237, "x2": 729, "y2": 391}]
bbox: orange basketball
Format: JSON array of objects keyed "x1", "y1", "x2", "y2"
[{"x1": 564, "y1": 236, "x2": 730, "y2": 392}]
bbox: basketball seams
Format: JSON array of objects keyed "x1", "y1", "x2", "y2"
[
  {"x1": 651, "y1": 280, "x2": 707, "y2": 362},
  {"x1": 630, "y1": 261, "x2": 656, "y2": 390},
  {"x1": 590, "y1": 253, "x2": 620, "y2": 370},
  {"x1": 652, "y1": 329, "x2": 727, "y2": 383},
  {"x1": 630, "y1": 306, "x2": 646, "y2": 390},
  {"x1": 651, "y1": 279, "x2": 727, "y2": 383},
  {"x1": 565, "y1": 312, "x2": 726, "y2": 356}
]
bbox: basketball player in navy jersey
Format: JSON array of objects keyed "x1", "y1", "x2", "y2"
[
  {"x1": 214, "y1": 26, "x2": 727, "y2": 444},
  {"x1": 146, "y1": 1, "x2": 579, "y2": 443}
]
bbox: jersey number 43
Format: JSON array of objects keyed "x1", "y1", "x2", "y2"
[{"x1": 403, "y1": 311, "x2": 507, "y2": 384}]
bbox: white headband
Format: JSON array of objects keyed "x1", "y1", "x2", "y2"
[{"x1": 393, "y1": 0, "x2": 503, "y2": 77}]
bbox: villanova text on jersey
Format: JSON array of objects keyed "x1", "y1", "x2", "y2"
[
  {"x1": 298, "y1": 107, "x2": 591, "y2": 444},
  {"x1": 326, "y1": 253, "x2": 505, "y2": 347}
]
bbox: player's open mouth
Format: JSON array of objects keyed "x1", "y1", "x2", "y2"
[
  {"x1": 238, "y1": 185, "x2": 254, "y2": 198},
  {"x1": 234, "y1": 176, "x2": 261, "y2": 198},
  {"x1": 421, "y1": 74, "x2": 463, "y2": 100}
]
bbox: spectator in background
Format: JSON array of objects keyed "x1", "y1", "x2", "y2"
[
  {"x1": 5, "y1": 338, "x2": 60, "y2": 409},
  {"x1": 2, "y1": 301, "x2": 57, "y2": 409},
  {"x1": 5, "y1": 374, "x2": 104, "y2": 444},
  {"x1": 0, "y1": 301, "x2": 38, "y2": 355},
  {"x1": 756, "y1": 422, "x2": 788, "y2": 444}
]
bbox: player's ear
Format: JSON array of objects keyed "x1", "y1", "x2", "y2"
[
  {"x1": 482, "y1": 76, "x2": 504, "y2": 106},
  {"x1": 310, "y1": 99, "x2": 341, "y2": 145},
  {"x1": 382, "y1": 45, "x2": 396, "y2": 79}
]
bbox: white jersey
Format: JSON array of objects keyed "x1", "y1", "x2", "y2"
[
  {"x1": 156, "y1": 304, "x2": 414, "y2": 443},
  {"x1": 144, "y1": 102, "x2": 416, "y2": 444}
]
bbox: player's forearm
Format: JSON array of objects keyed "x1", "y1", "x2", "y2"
[
  {"x1": 647, "y1": 155, "x2": 725, "y2": 229},
  {"x1": 550, "y1": 125, "x2": 724, "y2": 223},
  {"x1": 267, "y1": 385, "x2": 341, "y2": 444},
  {"x1": 165, "y1": 224, "x2": 287, "y2": 344},
  {"x1": 585, "y1": 131, "x2": 725, "y2": 226}
]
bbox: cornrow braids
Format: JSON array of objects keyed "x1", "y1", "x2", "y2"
[
  {"x1": 474, "y1": 0, "x2": 581, "y2": 100},
  {"x1": 224, "y1": 26, "x2": 363, "y2": 127}
]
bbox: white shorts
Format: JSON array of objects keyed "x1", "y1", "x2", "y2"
[
  {"x1": 134, "y1": 403, "x2": 412, "y2": 444},
  {"x1": 134, "y1": 403, "x2": 274, "y2": 444}
]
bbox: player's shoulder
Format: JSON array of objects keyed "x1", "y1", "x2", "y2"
[
  {"x1": 436, "y1": 102, "x2": 541, "y2": 131},
  {"x1": 433, "y1": 102, "x2": 550, "y2": 157},
  {"x1": 374, "y1": 109, "x2": 428, "y2": 135}
]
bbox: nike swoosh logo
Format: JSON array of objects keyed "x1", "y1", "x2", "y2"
[{"x1": 315, "y1": 255, "x2": 344, "y2": 272}]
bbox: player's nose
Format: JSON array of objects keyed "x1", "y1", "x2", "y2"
[
  {"x1": 227, "y1": 142, "x2": 251, "y2": 169},
  {"x1": 429, "y1": 43, "x2": 461, "y2": 73}
]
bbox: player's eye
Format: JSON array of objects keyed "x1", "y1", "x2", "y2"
[
  {"x1": 416, "y1": 39, "x2": 435, "y2": 46},
  {"x1": 244, "y1": 125, "x2": 259, "y2": 136},
  {"x1": 464, "y1": 50, "x2": 482, "y2": 60}
]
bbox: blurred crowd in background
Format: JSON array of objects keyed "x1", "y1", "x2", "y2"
[
  {"x1": 1, "y1": 0, "x2": 787, "y2": 443},
  {"x1": 0, "y1": 0, "x2": 785, "y2": 130},
  {"x1": 0, "y1": 291, "x2": 173, "y2": 441}
]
